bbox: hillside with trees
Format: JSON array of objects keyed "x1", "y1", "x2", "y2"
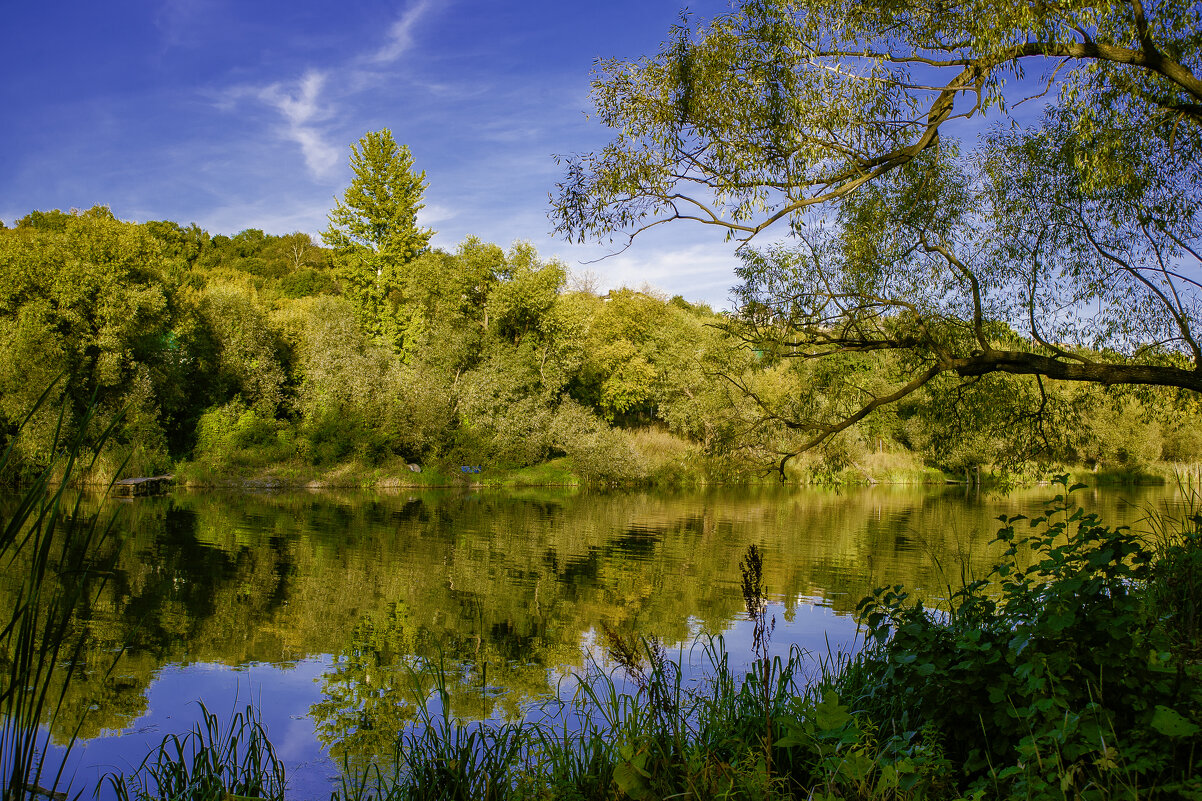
[{"x1": 1, "y1": 123, "x2": 1200, "y2": 488}]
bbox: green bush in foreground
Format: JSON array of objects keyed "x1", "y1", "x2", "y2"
[{"x1": 847, "y1": 480, "x2": 1202, "y2": 800}]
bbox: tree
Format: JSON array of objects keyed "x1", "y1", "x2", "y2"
[
  {"x1": 0, "y1": 207, "x2": 175, "y2": 474},
  {"x1": 551, "y1": 0, "x2": 1202, "y2": 467},
  {"x1": 323, "y1": 129, "x2": 433, "y2": 350}
]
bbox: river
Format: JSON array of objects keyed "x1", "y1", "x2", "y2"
[{"x1": 13, "y1": 480, "x2": 1190, "y2": 799}]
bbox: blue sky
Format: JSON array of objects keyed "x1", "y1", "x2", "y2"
[{"x1": 0, "y1": 0, "x2": 745, "y2": 307}]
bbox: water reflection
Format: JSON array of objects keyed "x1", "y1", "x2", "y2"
[{"x1": 4, "y1": 482, "x2": 1182, "y2": 797}]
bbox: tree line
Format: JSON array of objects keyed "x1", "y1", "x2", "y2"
[{"x1": 1, "y1": 127, "x2": 1199, "y2": 486}]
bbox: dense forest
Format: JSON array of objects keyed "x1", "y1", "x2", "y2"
[{"x1": 1, "y1": 133, "x2": 1200, "y2": 487}]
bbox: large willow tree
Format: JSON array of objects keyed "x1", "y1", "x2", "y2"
[{"x1": 551, "y1": 0, "x2": 1202, "y2": 466}]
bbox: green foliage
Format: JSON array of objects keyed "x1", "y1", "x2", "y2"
[
  {"x1": 192, "y1": 401, "x2": 292, "y2": 469},
  {"x1": 193, "y1": 282, "x2": 286, "y2": 417},
  {"x1": 1144, "y1": 481, "x2": 1202, "y2": 658},
  {"x1": 848, "y1": 479, "x2": 1202, "y2": 798},
  {"x1": 454, "y1": 353, "x2": 555, "y2": 467},
  {"x1": 553, "y1": 0, "x2": 1202, "y2": 468},
  {"x1": 277, "y1": 295, "x2": 454, "y2": 463},
  {"x1": 485, "y1": 242, "x2": 565, "y2": 345},
  {"x1": 549, "y1": 400, "x2": 647, "y2": 483},
  {"x1": 105, "y1": 702, "x2": 286, "y2": 801},
  {"x1": 323, "y1": 129, "x2": 433, "y2": 350},
  {"x1": 574, "y1": 289, "x2": 663, "y2": 421},
  {"x1": 0, "y1": 207, "x2": 173, "y2": 477},
  {"x1": 322, "y1": 130, "x2": 431, "y2": 261},
  {"x1": 773, "y1": 691, "x2": 954, "y2": 800}
]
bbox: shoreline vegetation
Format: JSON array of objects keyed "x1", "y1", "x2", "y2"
[
  {"x1": 169, "y1": 454, "x2": 1202, "y2": 493},
  {"x1": 37, "y1": 437, "x2": 1202, "y2": 492}
]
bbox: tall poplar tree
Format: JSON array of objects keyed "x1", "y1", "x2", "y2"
[{"x1": 323, "y1": 129, "x2": 433, "y2": 351}]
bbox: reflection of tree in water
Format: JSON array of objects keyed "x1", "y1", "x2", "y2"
[
  {"x1": 311, "y1": 602, "x2": 423, "y2": 765},
  {"x1": 0, "y1": 496, "x2": 298, "y2": 742},
  {"x1": 311, "y1": 589, "x2": 585, "y2": 768},
  {"x1": 1, "y1": 483, "x2": 1172, "y2": 750}
]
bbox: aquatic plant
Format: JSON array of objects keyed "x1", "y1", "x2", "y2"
[
  {"x1": 848, "y1": 477, "x2": 1202, "y2": 798},
  {"x1": 0, "y1": 383, "x2": 129, "y2": 801},
  {"x1": 104, "y1": 702, "x2": 285, "y2": 801}
]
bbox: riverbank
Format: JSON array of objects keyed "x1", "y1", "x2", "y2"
[
  {"x1": 170, "y1": 456, "x2": 952, "y2": 490},
  {"x1": 165, "y1": 451, "x2": 1194, "y2": 492}
]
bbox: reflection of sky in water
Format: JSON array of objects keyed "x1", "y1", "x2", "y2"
[
  {"x1": 59, "y1": 660, "x2": 339, "y2": 801},
  {"x1": 33, "y1": 483, "x2": 1182, "y2": 800},
  {"x1": 59, "y1": 602, "x2": 862, "y2": 801}
]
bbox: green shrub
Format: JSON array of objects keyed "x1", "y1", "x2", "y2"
[
  {"x1": 193, "y1": 402, "x2": 292, "y2": 468},
  {"x1": 301, "y1": 410, "x2": 377, "y2": 466},
  {"x1": 550, "y1": 401, "x2": 647, "y2": 484},
  {"x1": 845, "y1": 478, "x2": 1202, "y2": 799}
]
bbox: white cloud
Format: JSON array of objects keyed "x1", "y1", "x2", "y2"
[
  {"x1": 198, "y1": 196, "x2": 330, "y2": 238},
  {"x1": 257, "y1": 70, "x2": 341, "y2": 180},
  {"x1": 368, "y1": 0, "x2": 438, "y2": 65},
  {"x1": 215, "y1": 2, "x2": 441, "y2": 182},
  {"x1": 549, "y1": 242, "x2": 742, "y2": 309},
  {"x1": 418, "y1": 203, "x2": 457, "y2": 227}
]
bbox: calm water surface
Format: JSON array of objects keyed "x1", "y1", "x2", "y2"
[{"x1": 19, "y1": 482, "x2": 1189, "y2": 799}]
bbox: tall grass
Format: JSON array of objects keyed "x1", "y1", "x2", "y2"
[
  {"x1": 103, "y1": 702, "x2": 286, "y2": 801},
  {"x1": 328, "y1": 633, "x2": 823, "y2": 801},
  {"x1": 1141, "y1": 471, "x2": 1202, "y2": 657},
  {"x1": 0, "y1": 385, "x2": 127, "y2": 800}
]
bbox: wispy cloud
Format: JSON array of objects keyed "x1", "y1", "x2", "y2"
[
  {"x1": 541, "y1": 242, "x2": 741, "y2": 309},
  {"x1": 257, "y1": 70, "x2": 341, "y2": 179},
  {"x1": 217, "y1": 1, "x2": 441, "y2": 181},
  {"x1": 419, "y1": 203, "x2": 457, "y2": 227},
  {"x1": 368, "y1": 0, "x2": 438, "y2": 65}
]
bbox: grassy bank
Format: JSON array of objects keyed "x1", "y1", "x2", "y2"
[
  {"x1": 170, "y1": 431, "x2": 959, "y2": 489},
  {"x1": 169, "y1": 450, "x2": 1202, "y2": 491}
]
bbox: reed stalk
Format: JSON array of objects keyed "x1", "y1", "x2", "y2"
[{"x1": 0, "y1": 382, "x2": 127, "y2": 800}]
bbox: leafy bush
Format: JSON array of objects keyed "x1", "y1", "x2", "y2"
[
  {"x1": 846, "y1": 479, "x2": 1202, "y2": 799},
  {"x1": 301, "y1": 409, "x2": 389, "y2": 465},
  {"x1": 193, "y1": 402, "x2": 292, "y2": 468},
  {"x1": 550, "y1": 401, "x2": 647, "y2": 483}
]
